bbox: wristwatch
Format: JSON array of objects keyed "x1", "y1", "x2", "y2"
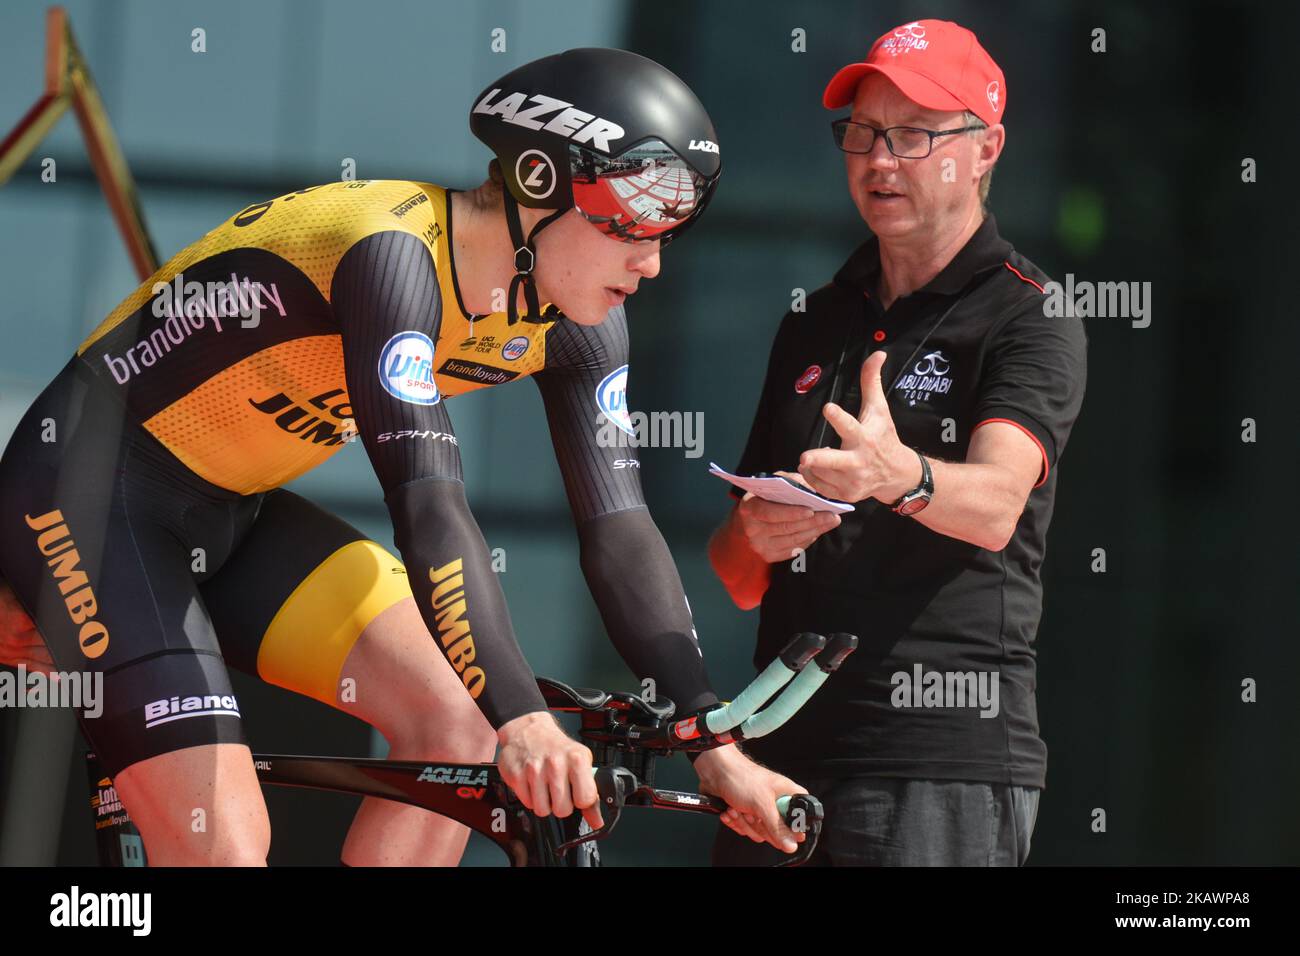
[{"x1": 889, "y1": 449, "x2": 933, "y2": 516}]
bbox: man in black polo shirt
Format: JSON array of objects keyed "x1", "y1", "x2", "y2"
[{"x1": 709, "y1": 19, "x2": 1086, "y2": 865}]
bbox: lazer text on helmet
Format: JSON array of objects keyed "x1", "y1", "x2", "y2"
[{"x1": 473, "y1": 89, "x2": 625, "y2": 153}]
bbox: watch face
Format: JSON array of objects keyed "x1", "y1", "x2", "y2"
[{"x1": 898, "y1": 496, "x2": 930, "y2": 516}]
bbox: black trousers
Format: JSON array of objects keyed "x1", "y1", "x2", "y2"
[{"x1": 712, "y1": 775, "x2": 1041, "y2": 867}]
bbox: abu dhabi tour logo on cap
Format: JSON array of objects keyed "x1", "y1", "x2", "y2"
[
  {"x1": 823, "y1": 19, "x2": 1007, "y2": 126},
  {"x1": 881, "y1": 21, "x2": 930, "y2": 54}
]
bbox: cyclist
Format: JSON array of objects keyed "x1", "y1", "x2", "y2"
[{"x1": 0, "y1": 48, "x2": 804, "y2": 865}]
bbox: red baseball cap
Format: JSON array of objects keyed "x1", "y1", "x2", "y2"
[{"x1": 823, "y1": 19, "x2": 1006, "y2": 127}]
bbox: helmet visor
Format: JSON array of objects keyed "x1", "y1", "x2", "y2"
[{"x1": 569, "y1": 139, "x2": 717, "y2": 244}]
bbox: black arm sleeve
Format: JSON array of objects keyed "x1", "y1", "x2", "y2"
[
  {"x1": 332, "y1": 230, "x2": 547, "y2": 728},
  {"x1": 533, "y1": 309, "x2": 718, "y2": 715}
]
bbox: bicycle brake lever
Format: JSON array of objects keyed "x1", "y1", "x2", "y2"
[
  {"x1": 773, "y1": 793, "x2": 825, "y2": 868},
  {"x1": 553, "y1": 766, "x2": 634, "y2": 858}
]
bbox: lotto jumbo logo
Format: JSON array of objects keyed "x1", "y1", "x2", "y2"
[
  {"x1": 378, "y1": 331, "x2": 440, "y2": 405},
  {"x1": 987, "y1": 81, "x2": 1001, "y2": 113},
  {"x1": 595, "y1": 364, "x2": 635, "y2": 437}
]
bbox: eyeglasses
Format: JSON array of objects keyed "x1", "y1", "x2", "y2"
[
  {"x1": 831, "y1": 118, "x2": 986, "y2": 159},
  {"x1": 569, "y1": 139, "x2": 719, "y2": 245}
]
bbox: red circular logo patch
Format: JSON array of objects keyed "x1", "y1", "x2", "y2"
[{"x1": 794, "y1": 364, "x2": 823, "y2": 394}]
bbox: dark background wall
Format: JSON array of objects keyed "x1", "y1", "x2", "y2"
[{"x1": 1, "y1": 0, "x2": 1295, "y2": 865}]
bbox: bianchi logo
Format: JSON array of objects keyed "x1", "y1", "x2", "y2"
[
  {"x1": 892, "y1": 350, "x2": 952, "y2": 406},
  {"x1": 987, "y1": 81, "x2": 1001, "y2": 114},
  {"x1": 143, "y1": 694, "x2": 241, "y2": 729}
]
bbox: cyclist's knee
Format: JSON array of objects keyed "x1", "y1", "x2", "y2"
[
  {"x1": 385, "y1": 708, "x2": 497, "y2": 763},
  {"x1": 146, "y1": 822, "x2": 270, "y2": 866},
  {"x1": 113, "y1": 743, "x2": 271, "y2": 865}
]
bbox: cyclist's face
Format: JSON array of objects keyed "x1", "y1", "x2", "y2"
[
  {"x1": 532, "y1": 209, "x2": 661, "y2": 325},
  {"x1": 845, "y1": 74, "x2": 992, "y2": 240}
]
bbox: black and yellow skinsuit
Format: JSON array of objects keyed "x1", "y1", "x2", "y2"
[{"x1": 0, "y1": 180, "x2": 716, "y2": 777}]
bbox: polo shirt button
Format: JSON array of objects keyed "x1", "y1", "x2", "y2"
[{"x1": 873, "y1": 330, "x2": 886, "y2": 342}]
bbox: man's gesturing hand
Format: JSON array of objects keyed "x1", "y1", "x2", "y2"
[
  {"x1": 797, "y1": 350, "x2": 920, "y2": 505},
  {"x1": 497, "y1": 711, "x2": 604, "y2": 830}
]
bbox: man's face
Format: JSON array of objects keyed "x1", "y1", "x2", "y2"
[
  {"x1": 531, "y1": 209, "x2": 661, "y2": 325},
  {"x1": 845, "y1": 73, "x2": 998, "y2": 240}
]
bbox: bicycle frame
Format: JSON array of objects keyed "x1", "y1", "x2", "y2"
[{"x1": 87, "y1": 632, "x2": 857, "y2": 867}]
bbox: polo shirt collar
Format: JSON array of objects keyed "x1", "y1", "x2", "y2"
[{"x1": 834, "y1": 213, "x2": 1013, "y2": 298}]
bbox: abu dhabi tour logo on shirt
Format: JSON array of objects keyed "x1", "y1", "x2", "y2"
[
  {"x1": 881, "y1": 22, "x2": 930, "y2": 54},
  {"x1": 892, "y1": 350, "x2": 953, "y2": 406}
]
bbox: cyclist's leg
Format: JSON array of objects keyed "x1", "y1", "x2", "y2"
[
  {"x1": 202, "y1": 488, "x2": 496, "y2": 866},
  {"x1": 0, "y1": 361, "x2": 270, "y2": 866}
]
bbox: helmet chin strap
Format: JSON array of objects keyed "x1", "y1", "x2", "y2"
[{"x1": 503, "y1": 191, "x2": 566, "y2": 326}]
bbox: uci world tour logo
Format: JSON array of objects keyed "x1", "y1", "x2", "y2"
[
  {"x1": 595, "y1": 364, "x2": 635, "y2": 437},
  {"x1": 378, "y1": 331, "x2": 440, "y2": 405}
]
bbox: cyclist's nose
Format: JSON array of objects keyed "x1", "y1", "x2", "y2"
[{"x1": 632, "y1": 242, "x2": 661, "y2": 279}]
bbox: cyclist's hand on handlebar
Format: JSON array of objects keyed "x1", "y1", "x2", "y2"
[
  {"x1": 0, "y1": 578, "x2": 53, "y2": 674},
  {"x1": 694, "y1": 745, "x2": 804, "y2": 854},
  {"x1": 735, "y1": 480, "x2": 840, "y2": 564},
  {"x1": 497, "y1": 711, "x2": 603, "y2": 830}
]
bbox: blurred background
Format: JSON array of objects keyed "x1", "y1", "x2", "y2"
[{"x1": 0, "y1": 0, "x2": 1296, "y2": 866}]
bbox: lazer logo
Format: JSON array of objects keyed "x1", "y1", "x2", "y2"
[
  {"x1": 428, "y1": 558, "x2": 486, "y2": 698},
  {"x1": 473, "y1": 89, "x2": 625, "y2": 152},
  {"x1": 515, "y1": 151, "x2": 556, "y2": 200},
  {"x1": 24, "y1": 510, "x2": 110, "y2": 659},
  {"x1": 417, "y1": 765, "x2": 490, "y2": 787},
  {"x1": 249, "y1": 388, "x2": 355, "y2": 445},
  {"x1": 689, "y1": 139, "x2": 719, "y2": 154}
]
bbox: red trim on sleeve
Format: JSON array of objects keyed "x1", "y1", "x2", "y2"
[
  {"x1": 975, "y1": 417, "x2": 1050, "y2": 488},
  {"x1": 1003, "y1": 261, "x2": 1046, "y2": 294}
]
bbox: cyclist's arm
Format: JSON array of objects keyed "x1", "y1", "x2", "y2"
[
  {"x1": 532, "y1": 307, "x2": 718, "y2": 716},
  {"x1": 332, "y1": 230, "x2": 547, "y2": 728}
]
